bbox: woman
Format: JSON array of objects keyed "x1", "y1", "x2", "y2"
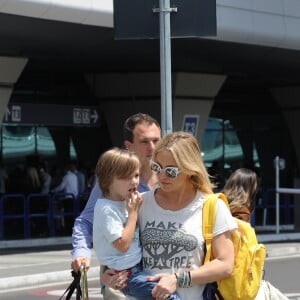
[
  {"x1": 222, "y1": 168, "x2": 258, "y2": 222},
  {"x1": 102, "y1": 131, "x2": 236, "y2": 300}
]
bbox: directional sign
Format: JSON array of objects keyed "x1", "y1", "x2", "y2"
[
  {"x1": 182, "y1": 114, "x2": 199, "y2": 136},
  {"x1": 2, "y1": 103, "x2": 101, "y2": 127},
  {"x1": 73, "y1": 108, "x2": 99, "y2": 125},
  {"x1": 4, "y1": 105, "x2": 22, "y2": 122}
]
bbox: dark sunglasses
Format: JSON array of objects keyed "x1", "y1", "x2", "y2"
[{"x1": 150, "y1": 160, "x2": 180, "y2": 179}]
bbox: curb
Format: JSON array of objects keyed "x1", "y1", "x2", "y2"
[
  {"x1": 0, "y1": 266, "x2": 100, "y2": 291},
  {"x1": 266, "y1": 244, "x2": 300, "y2": 258},
  {"x1": 257, "y1": 232, "x2": 300, "y2": 243},
  {"x1": 0, "y1": 237, "x2": 72, "y2": 250},
  {"x1": 1, "y1": 245, "x2": 299, "y2": 291},
  {"x1": 258, "y1": 233, "x2": 300, "y2": 258}
]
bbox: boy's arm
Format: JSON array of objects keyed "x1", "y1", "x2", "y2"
[
  {"x1": 112, "y1": 210, "x2": 138, "y2": 253},
  {"x1": 112, "y1": 192, "x2": 142, "y2": 253}
]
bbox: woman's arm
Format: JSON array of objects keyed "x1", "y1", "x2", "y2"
[
  {"x1": 150, "y1": 231, "x2": 234, "y2": 298},
  {"x1": 190, "y1": 230, "x2": 234, "y2": 284}
]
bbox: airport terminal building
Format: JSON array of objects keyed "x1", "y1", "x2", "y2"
[{"x1": 1, "y1": 0, "x2": 300, "y2": 238}]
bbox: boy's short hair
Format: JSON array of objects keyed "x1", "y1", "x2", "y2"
[{"x1": 96, "y1": 147, "x2": 140, "y2": 197}]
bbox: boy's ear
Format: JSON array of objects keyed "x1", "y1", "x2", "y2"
[{"x1": 124, "y1": 140, "x2": 131, "y2": 150}]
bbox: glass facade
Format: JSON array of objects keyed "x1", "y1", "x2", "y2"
[
  {"x1": 1, "y1": 124, "x2": 77, "y2": 173},
  {"x1": 0, "y1": 108, "x2": 295, "y2": 230},
  {"x1": 201, "y1": 117, "x2": 259, "y2": 188},
  {"x1": 200, "y1": 105, "x2": 296, "y2": 228}
]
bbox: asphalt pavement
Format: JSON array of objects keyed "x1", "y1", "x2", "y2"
[{"x1": 0, "y1": 234, "x2": 300, "y2": 291}]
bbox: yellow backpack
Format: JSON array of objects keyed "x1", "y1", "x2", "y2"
[{"x1": 202, "y1": 193, "x2": 266, "y2": 300}]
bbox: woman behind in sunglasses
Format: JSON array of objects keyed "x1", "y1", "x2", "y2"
[{"x1": 137, "y1": 131, "x2": 237, "y2": 300}]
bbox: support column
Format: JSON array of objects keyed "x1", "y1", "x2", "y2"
[
  {"x1": 0, "y1": 56, "x2": 28, "y2": 123},
  {"x1": 173, "y1": 73, "x2": 227, "y2": 142}
]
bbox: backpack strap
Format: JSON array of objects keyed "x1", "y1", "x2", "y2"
[{"x1": 203, "y1": 193, "x2": 229, "y2": 264}]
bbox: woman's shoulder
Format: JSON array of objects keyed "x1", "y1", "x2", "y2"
[
  {"x1": 141, "y1": 189, "x2": 155, "y2": 199},
  {"x1": 139, "y1": 189, "x2": 156, "y2": 212}
]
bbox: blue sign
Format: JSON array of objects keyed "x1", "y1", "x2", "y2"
[{"x1": 182, "y1": 115, "x2": 199, "y2": 136}]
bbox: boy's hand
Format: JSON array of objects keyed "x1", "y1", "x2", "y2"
[{"x1": 127, "y1": 191, "x2": 143, "y2": 213}]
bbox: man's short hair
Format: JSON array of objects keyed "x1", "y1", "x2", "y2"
[{"x1": 123, "y1": 113, "x2": 160, "y2": 142}]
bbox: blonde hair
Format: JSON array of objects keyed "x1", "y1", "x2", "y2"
[
  {"x1": 96, "y1": 147, "x2": 140, "y2": 197},
  {"x1": 153, "y1": 131, "x2": 213, "y2": 194},
  {"x1": 222, "y1": 168, "x2": 258, "y2": 213},
  {"x1": 27, "y1": 167, "x2": 41, "y2": 190}
]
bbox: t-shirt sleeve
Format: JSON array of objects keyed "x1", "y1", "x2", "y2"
[
  {"x1": 213, "y1": 199, "x2": 237, "y2": 237},
  {"x1": 95, "y1": 204, "x2": 124, "y2": 243}
]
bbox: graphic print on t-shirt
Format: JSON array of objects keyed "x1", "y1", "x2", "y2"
[{"x1": 140, "y1": 220, "x2": 197, "y2": 270}]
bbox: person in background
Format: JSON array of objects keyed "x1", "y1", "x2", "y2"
[
  {"x1": 51, "y1": 163, "x2": 78, "y2": 198},
  {"x1": 25, "y1": 166, "x2": 41, "y2": 194},
  {"x1": 103, "y1": 131, "x2": 236, "y2": 300},
  {"x1": 85, "y1": 165, "x2": 96, "y2": 193},
  {"x1": 51, "y1": 163, "x2": 78, "y2": 234},
  {"x1": 50, "y1": 165, "x2": 63, "y2": 191},
  {"x1": 71, "y1": 113, "x2": 161, "y2": 299},
  {"x1": 39, "y1": 163, "x2": 52, "y2": 194},
  {"x1": 222, "y1": 167, "x2": 258, "y2": 222},
  {"x1": 70, "y1": 160, "x2": 86, "y2": 195}
]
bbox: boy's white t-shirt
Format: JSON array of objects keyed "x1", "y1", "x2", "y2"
[
  {"x1": 93, "y1": 197, "x2": 142, "y2": 270},
  {"x1": 138, "y1": 190, "x2": 237, "y2": 300}
]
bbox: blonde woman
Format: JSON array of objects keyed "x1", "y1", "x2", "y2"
[{"x1": 103, "y1": 132, "x2": 237, "y2": 300}]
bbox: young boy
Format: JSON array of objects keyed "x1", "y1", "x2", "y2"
[{"x1": 93, "y1": 147, "x2": 179, "y2": 300}]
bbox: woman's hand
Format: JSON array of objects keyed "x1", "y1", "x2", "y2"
[
  {"x1": 148, "y1": 273, "x2": 177, "y2": 299},
  {"x1": 101, "y1": 268, "x2": 129, "y2": 290}
]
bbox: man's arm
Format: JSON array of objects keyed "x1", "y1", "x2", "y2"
[
  {"x1": 71, "y1": 181, "x2": 101, "y2": 271},
  {"x1": 51, "y1": 176, "x2": 66, "y2": 193}
]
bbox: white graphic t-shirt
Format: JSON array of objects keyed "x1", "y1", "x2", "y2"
[
  {"x1": 139, "y1": 190, "x2": 237, "y2": 300},
  {"x1": 93, "y1": 197, "x2": 142, "y2": 270}
]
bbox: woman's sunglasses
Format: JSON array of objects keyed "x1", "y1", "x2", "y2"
[{"x1": 150, "y1": 160, "x2": 180, "y2": 179}]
